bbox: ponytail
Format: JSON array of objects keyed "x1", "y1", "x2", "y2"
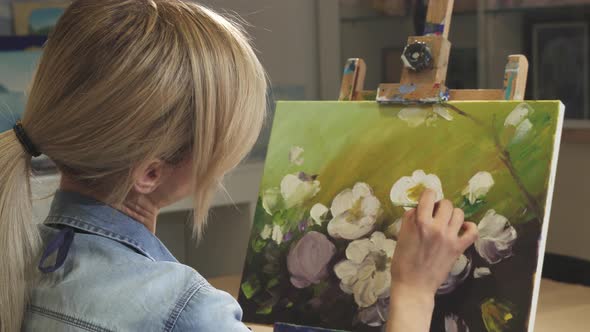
[{"x1": 0, "y1": 129, "x2": 41, "y2": 332}]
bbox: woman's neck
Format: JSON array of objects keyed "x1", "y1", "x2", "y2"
[{"x1": 59, "y1": 176, "x2": 160, "y2": 233}]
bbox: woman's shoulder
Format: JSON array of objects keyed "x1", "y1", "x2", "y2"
[{"x1": 30, "y1": 225, "x2": 248, "y2": 331}]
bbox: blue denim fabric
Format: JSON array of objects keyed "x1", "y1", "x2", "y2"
[{"x1": 23, "y1": 191, "x2": 249, "y2": 331}]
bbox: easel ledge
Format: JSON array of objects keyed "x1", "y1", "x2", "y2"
[{"x1": 338, "y1": 56, "x2": 528, "y2": 103}]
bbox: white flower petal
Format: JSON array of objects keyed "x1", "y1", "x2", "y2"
[
  {"x1": 475, "y1": 210, "x2": 517, "y2": 264},
  {"x1": 445, "y1": 313, "x2": 470, "y2": 332},
  {"x1": 280, "y1": 174, "x2": 301, "y2": 200},
  {"x1": 260, "y1": 225, "x2": 272, "y2": 240},
  {"x1": 353, "y1": 182, "x2": 373, "y2": 199},
  {"x1": 512, "y1": 118, "x2": 533, "y2": 143},
  {"x1": 327, "y1": 214, "x2": 375, "y2": 240},
  {"x1": 438, "y1": 254, "x2": 472, "y2": 295},
  {"x1": 330, "y1": 189, "x2": 355, "y2": 217},
  {"x1": 371, "y1": 232, "x2": 396, "y2": 258},
  {"x1": 505, "y1": 103, "x2": 533, "y2": 127},
  {"x1": 477, "y1": 210, "x2": 509, "y2": 237},
  {"x1": 450, "y1": 255, "x2": 469, "y2": 276},
  {"x1": 390, "y1": 170, "x2": 444, "y2": 209},
  {"x1": 289, "y1": 146, "x2": 304, "y2": 165},
  {"x1": 433, "y1": 104, "x2": 454, "y2": 121},
  {"x1": 372, "y1": 271, "x2": 391, "y2": 298},
  {"x1": 335, "y1": 231, "x2": 397, "y2": 309},
  {"x1": 356, "y1": 260, "x2": 378, "y2": 281},
  {"x1": 389, "y1": 176, "x2": 415, "y2": 206},
  {"x1": 345, "y1": 238, "x2": 374, "y2": 264},
  {"x1": 398, "y1": 107, "x2": 429, "y2": 127},
  {"x1": 334, "y1": 260, "x2": 359, "y2": 288},
  {"x1": 361, "y1": 195, "x2": 381, "y2": 217},
  {"x1": 271, "y1": 225, "x2": 283, "y2": 245},
  {"x1": 474, "y1": 267, "x2": 492, "y2": 279},
  {"x1": 462, "y1": 171, "x2": 495, "y2": 204},
  {"x1": 328, "y1": 183, "x2": 381, "y2": 240},
  {"x1": 280, "y1": 173, "x2": 320, "y2": 208},
  {"x1": 262, "y1": 187, "x2": 282, "y2": 215},
  {"x1": 353, "y1": 276, "x2": 378, "y2": 308},
  {"x1": 310, "y1": 203, "x2": 329, "y2": 225}
]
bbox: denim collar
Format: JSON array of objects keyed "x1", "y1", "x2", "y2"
[{"x1": 44, "y1": 190, "x2": 178, "y2": 263}]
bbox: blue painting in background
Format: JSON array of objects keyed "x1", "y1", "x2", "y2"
[
  {"x1": 0, "y1": 36, "x2": 45, "y2": 132},
  {"x1": 29, "y1": 7, "x2": 64, "y2": 35}
]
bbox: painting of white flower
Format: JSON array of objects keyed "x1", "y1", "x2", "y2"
[
  {"x1": 280, "y1": 172, "x2": 321, "y2": 209},
  {"x1": 289, "y1": 146, "x2": 304, "y2": 165},
  {"x1": 462, "y1": 171, "x2": 495, "y2": 204},
  {"x1": 327, "y1": 182, "x2": 381, "y2": 240},
  {"x1": 398, "y1": 105, "x2": 453, "y2": 127},
  {"x1": 334, "y1": 232, "x2": 396, "y2": 308},
  {"x1": 390, "y1": 170, "x2": 444, "y2": 210},
  {"x1": 475, "y1": 210, "x2": 517, "y2": 264},
  {"x1": 310, "y1": 203, "x2": 329, "y2": 225},
  {"x1": 504, "y1": 103, "x2": 534, "y2": 143},
  {"x1": 438, "y1": 254, "x2": 472, "y2": 295},
  {"x1": 474, "y1": 267, "x2": 492, "y2": 279},
  {"x1": 260, "y1": 224, "x2": 272, "y2": 240},
  {"x1": 445, "y1": 313, "x2": 470, "y2": 332}
]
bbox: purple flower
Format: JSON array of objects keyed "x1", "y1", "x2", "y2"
[
  {"x1": 357, "y1": 297, "x2": 389, "y2": 327},
  {"x1": 437, "y1": 254, "x2": 472, "y2": 295},
  {"x1": 283, "y1": 231, "x2": 294, "y2": 242},
  {"x1": 287, "y1": 231, "x2": 336, "y2": 288},
  {"x1": 445, "y1": 313, "x2": 470, "y2": 332},
  {"x1": 298, "y1": 219, "x2": 308, "y2": 233}
]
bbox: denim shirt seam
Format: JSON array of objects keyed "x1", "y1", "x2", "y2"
[
  {"x1": 44, "y1": 215, "x2": 156, "y2": 261},
  {"x1": 163, "y1": 277, "x2": 209, "y2": 332},
  {"x1": 28, "y1": 304, "x2": 114, "y2": 332}
]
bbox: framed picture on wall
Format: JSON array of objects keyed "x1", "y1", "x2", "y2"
[
  {"x1": 382, "y1": 47, "x2": 403, "y2": 83},
  {"x1": 532, "y1": 22, "x2": 589, "y2": 119},
  {"x1": 12, "y1": 0, "x2": 68, "y2": 36}
]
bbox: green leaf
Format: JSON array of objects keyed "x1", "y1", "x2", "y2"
[
  {"x1": 256, "y1": 305, "x2": 273, "y2": 315},
  {"x1": 267, "y1": 277, "x2": 280, "y2": 289},
  {"x1": 251, "y1": 238, "x2": 267, "y2": 253},
  {"x1": 462, "y1": 197, "x2": 487, "y2": 219},
  {"x1": 240, "y1": 276, "x2": 261, "y2": 299}
]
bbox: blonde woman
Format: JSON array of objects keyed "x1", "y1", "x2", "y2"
[{"x1": 0, "y1": 0, "x2": 478, "y2": 331}]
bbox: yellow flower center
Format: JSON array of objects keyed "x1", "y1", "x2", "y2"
[
  {"x1": 346, "y1": 198, "x2": 364, "y2": 222},
  {"x1": 407, "y1": 183, "x2": 427, "y2": 202}
]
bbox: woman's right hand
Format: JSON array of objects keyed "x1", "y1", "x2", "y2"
[{"x1": 386, "y1": 189, "x2": 478, "y2": 332}]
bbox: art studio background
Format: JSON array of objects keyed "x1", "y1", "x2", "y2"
[{"x1": 0, "y1": 0, "x2": 588, "y2": 324}]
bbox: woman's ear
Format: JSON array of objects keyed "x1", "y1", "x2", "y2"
[{"x1": 132, "y1": 159, "x2": 165, "y2": 194}]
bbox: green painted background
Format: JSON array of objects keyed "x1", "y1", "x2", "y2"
[{"x1": 259, "y1": 101, "x2": 561, "y2": 226}]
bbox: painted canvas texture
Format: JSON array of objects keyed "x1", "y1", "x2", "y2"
[{"x1": 239, "y1": 101, "x2": 563, "y2": 332}]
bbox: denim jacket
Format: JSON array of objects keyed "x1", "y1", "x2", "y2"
[{"x1": 23, "y1": 190, "x2": 250, "y2": 331}]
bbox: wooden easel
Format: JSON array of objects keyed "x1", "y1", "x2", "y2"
[{"x1": 338, "y1": 0, "x2": 528, "y2": 103}]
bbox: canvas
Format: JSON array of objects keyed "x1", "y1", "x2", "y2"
[{"x1": 238, "y1": 101, "x2": 564, "y2": 332}]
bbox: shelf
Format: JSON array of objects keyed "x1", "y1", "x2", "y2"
[{"x1": 340, "y1": 4, "x2": 590, "y2": 24}]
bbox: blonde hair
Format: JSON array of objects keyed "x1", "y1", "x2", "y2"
[{"x1": 0, "y1": 0, "x2": 267, "y2": 331}]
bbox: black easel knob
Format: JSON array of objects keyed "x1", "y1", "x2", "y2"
[{"x1": 401, "y1": 42, "x2": 433, "y2": 72}]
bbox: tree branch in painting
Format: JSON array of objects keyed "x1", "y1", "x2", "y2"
[{"x1": 442, "y1": 103, "x2": 543, "y2": 220}]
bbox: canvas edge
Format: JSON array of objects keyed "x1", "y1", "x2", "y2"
[{"x1": 527, "y1": 101, "x2": 565, "y2": 332}]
